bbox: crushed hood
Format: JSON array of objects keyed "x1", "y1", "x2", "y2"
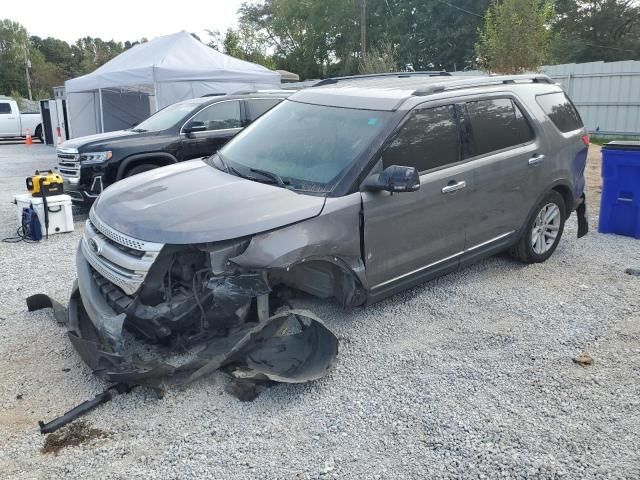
[{"x1": 93, "y1": 160, "x2": 326, "y2": 244}]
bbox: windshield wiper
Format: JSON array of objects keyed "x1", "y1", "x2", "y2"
[
  {"x1": 130, "y1": 128, "x2": 147, "y2": 133},
  {"x1": 216, "y1": 154, "x2": 248, "y2": 179},
  {"x1": 249, "y1": 168, "x2": 290, "y2": 187}
]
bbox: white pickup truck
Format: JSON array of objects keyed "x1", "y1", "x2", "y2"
[{"x1": 0, "y1": 97, "x2": 43, "y2": 142}]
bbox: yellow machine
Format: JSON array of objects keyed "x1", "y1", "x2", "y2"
[{"x1": 26, "y1": 170, "x2": 64, "y2": 197}]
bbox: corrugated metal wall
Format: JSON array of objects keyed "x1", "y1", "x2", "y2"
[
  {"x1": 541, "y1": 61, "x2": 640, "y2": 137},
  {"x1": 451, "y1": 61, "x2": 640, "y2": 136}
]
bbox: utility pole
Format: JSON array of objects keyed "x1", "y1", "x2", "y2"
[
  {"x1": 360, "y1": 0, "x2": 367, "y2": 60},
  {"x1": 24, "y1": 44, "x2": 32, "y2": 100}
]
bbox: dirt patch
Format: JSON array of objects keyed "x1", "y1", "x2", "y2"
[
  {"x1": 585, "y1": 144, "x2": 601, "y2": 213},
  {"x1": 41, "y1": 421, "x2": 109, "y2": 455}
]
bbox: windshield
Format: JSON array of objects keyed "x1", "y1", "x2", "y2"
[
  {"x1": 134, "y1": 100, "x2": 204, "y2": 132},
  {"x1": 213, "y1": 100, "x2": 392, "y2": 193}
]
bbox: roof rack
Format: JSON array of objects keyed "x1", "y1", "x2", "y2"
[
  {"x1": 412, "y1": 74, "x2": 554, "y2": 96},
  {"x1": 228, "y1": 89, "x2": 297, "y2": 96},
  {"x1": 315, "y1": 71, "x2": 451, "y2": 87}
]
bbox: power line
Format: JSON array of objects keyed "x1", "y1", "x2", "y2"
[{"x1": 434, "y1": 0, "x2": 483, "y2": 18}]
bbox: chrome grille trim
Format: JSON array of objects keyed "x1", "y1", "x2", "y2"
[
  {"x1": 89, "y1": 209, "x2": 163, "y2": 253},
  {"x1": 57, "y1": 149, "x2": 80, "y2": 179},
  {"x1": 82, "y1": 212, "x2": 164, "y2": 295}
]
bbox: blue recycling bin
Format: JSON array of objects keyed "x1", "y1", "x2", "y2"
[{"x1": 599, "y1": 141, "x2": 640, "y2": 238}]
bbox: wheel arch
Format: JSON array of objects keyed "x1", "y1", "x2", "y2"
[
  {"x1": 516, "y1": 180, "x2": 574, "y2": 240},
  {"x1": 116, "y1": 152, "x2": 178, "y2": 180}
]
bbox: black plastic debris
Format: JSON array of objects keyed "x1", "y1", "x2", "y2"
[{"x1": 27, "y1": 293, "x2": 338, "y2": 433}]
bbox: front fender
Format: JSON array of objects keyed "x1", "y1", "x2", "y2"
[{"x1": 230, "y1": 194, "x2": 368, "y2": 290}]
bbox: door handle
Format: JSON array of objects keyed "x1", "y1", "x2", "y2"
[
  {"x1": 441, "y1": 180, "x2": 467, "y2": 194},
  {"x1": 528, "y1": 154, "x2": 545, "y2": 165}
]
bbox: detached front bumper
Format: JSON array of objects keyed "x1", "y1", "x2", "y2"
[{"x1": 59, "y1": 247, "x2": 339, "y2": 390}]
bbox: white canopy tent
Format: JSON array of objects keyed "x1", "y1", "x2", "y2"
[{"x1": 65, "y1": 31, "x2": 281, "y2": 138}]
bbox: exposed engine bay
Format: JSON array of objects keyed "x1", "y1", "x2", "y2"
[{"x1": 26, "y1": 220, "x2": 354, "y2": 432}]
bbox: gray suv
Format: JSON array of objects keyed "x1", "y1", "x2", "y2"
[{"x1": 72, "y1": 74, "x2": 589, "y2": 359}]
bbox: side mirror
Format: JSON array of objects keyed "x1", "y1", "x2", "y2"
[
  {"x1": 184, "y1": 121, "x2": 207, "y2": 136},
  {"x1": 363, "y1": 165, "x2": 420, "y2": 193}
]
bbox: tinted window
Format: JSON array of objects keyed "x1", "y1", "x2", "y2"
[
  {"x1": 536, "y1": 92, "x2": 583, "y2": 133},
  {"x1": 0, "y1": 102, "x2": 11, "y2": 114},
  {"x1": 466, "y1": 99, "x2": 534, "y2": 156},
  {"x1": 247, "y1": 98, "x2": 281, "y2": 121},
  {"x1": 136, "y1": 100, "x2": 205, "y2": 132},
  {"x1": 382, "y1": 105, "x2": 460, "y2": 172},
  {"x1": 192, "y1": 101, "x2": 241, "y2": 131}
]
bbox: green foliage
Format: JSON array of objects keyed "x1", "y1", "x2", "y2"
[
  {"x1": 359, "y1": 38, "x2": 398, "y2": 74},
  {"x1": 0, "y1": 19, "x2": 29, "y2": 96},
  {"x1": 3, "y1": 0, "x2": 640, "y2": 96},
  {"x1": 476, "y1": 0, "x2": 556, "y2": 73},
  {"x1": 0, "y1": 18, "x2": 142, "y2": 99},
  {"x1": 553, "y1": 0, "x2": 640, "y2": 63},
  {"x1": 222, "y1": 26, "x2": 277, "y2": 69}
]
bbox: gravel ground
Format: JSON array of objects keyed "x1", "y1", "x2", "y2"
[{"x1": 0, "y1": 143, "x2": 639, "y2": 479}]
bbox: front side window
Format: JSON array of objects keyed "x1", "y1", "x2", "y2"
[
  {"x1": 382, "y1": 105, "x2": 460, "y2": 172},
  {"x1": 216, "y1": 100, "x2": 392, "y2": 192},
  {"x1": 0, "y1": 102, "x2": 11, "y2": 114},
  {"x1": 191, "y1": 101, "x2": 242, "y2": 131},
  {"x1": 466, "y1": 99, "x2": 534, "y2": 157},
  {"x1": 536, "y1": 92, "x2": 584, "y2": 133}
]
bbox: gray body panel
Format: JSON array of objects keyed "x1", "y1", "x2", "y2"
[
  {"x1": 86, "y1": 75, "x2": 588, "y2": 309},
  {"x1": 93, "y1": 160, "x2": 326, "y2": 244}
]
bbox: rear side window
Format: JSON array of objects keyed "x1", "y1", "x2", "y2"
[
  {"x1": 246, "y1": 98, "x2": 281, "y2": 122},
  {"x1": 0, "y1": 102, "x2": 11, "y2": 114},
  {"x1": 382, "y1": 105, "x2": 460, "y2": 172},
  {"x1": 536, "y1": 92, "x2": 583, "y2": 133},
  {"x1": 465, "y1": 99, "x2": 534, "y2": 156}
]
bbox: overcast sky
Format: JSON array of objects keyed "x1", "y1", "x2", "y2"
[{"x1": 3, "y1": 0, "x2": 245, "y2": 43}]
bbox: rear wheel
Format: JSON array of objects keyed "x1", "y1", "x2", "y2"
[
  {"x1": 125, "y1": 163, "x2": 158, "y2": 177},
  {"x1": 35, "y1": 125, "x2": 43, "y2": 143},
  {"x1": 510, "y1": 190, "x2": 566, "y2": 263}
]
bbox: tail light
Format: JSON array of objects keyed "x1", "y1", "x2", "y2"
[{"x1": 581, "y1": 134, "x2": 590, "y2": 146}]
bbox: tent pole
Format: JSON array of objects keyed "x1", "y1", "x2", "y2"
[
  {"x1": 153, "y1": 83, "x2": 159, "y2": 113},
  {"x1": 98, "y1": 88, "x2": 105, "y2": 133}
]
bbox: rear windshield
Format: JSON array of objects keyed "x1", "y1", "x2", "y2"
[
  {"x1": 216, "y1": 100, "x2": 392, "y2": 193},
  {"x1": 536, "y1": 92, "x2": 583, "y2": 133}
]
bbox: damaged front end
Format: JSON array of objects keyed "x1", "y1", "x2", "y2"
[{"x1": 35, "y1": 209, "x2": 339, "y2": 398}]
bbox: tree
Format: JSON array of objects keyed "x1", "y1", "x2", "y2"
[
  {"x1": 239, "y1": 0, "x2": 361, "y2": 79},
  {"x1": 476, "y1": 0, "x2": 555, "y2": 73},
  {"x1": 0, "y1": 19, "x2": 29, "y2": 96},
  {"x1": 365, "y1": 0, "x2": 490, "y2": 72},
  {"x1": 222, "y1": 26, "x2": 277, "y2": 69},
  {"x1": 553, "y1": 0, "x2": 640, "y2": 63},
  {"x1": 359, "y1": 38, "x2": 398, "y2": 73}
]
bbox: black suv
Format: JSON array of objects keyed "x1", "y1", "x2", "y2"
[{"x1": 57, "y1": 92, "x2": 291, "y2": 205}]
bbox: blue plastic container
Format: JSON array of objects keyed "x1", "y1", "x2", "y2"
[{"x1": 599, "y1": 141, "x2": 640, "y2": 238}]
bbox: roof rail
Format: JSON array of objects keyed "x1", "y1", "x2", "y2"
[
  {"x1": 315, "y1": 71, "x2": 451, "y2": 87},
  {"x1": 412, "y1": 74, "x2": 554, "y2": 96}
]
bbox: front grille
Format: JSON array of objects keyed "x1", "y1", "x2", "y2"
[
  {"x1": 57, "y1": 150, "x2": 80, "y2": 179},
  {"x1": 82, "y1": 211, "x2": 164, "y2": 295}
]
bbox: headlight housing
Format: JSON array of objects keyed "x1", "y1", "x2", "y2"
[{"x1": 79, "y1": 151, "x2": 112, "y2": 164}]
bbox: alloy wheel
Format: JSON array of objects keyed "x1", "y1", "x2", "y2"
[{"x1": 531, "y1": 203, "x2": 561, "y2": 255}]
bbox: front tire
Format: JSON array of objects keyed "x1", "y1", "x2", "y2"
[{"x1": 510, "y1": 191, "x2": 566, "y2": 263}]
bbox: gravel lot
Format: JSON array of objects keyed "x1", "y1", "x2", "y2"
[{"x1": 0, "y1": 142, "x2": 639, "y2": 479}]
